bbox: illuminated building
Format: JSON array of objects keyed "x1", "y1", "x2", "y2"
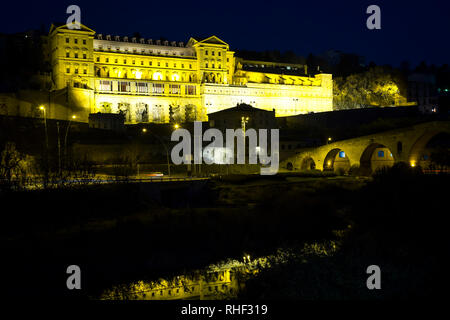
[{"x1": 46, "y1": 23, "x2": 333, "y2": 123}]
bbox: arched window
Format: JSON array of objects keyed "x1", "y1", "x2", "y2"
[
  {"x1": 152, "y1": 72, "x2": 163, "y2": 80},
  {"x1": 171, "y1": 73, "x2": 180, "y2": 81},
  {"x1": 132, "y1": 69, "x2": 142, "y2": 79}
]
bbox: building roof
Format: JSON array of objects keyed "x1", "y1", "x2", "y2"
[{"x1": 208, "y1": 104, "x2": 274, "y2": 115}]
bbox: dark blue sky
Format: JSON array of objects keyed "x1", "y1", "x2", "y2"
[{"x1": 1, "y1": 0, "x2": 449, "y2": 67}]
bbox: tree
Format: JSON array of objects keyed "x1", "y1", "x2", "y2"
[
  {"x1": 333, "y1": 67, "x2": 405, "y2": 110},
  {"x1": 0, "y1": 142, "x2": 34, "y2": 188}
]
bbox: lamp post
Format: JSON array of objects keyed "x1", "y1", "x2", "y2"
[
  {"x1": 40, "y1": 105, "x2": 49, "y2": 150},
  {"x1": 142, "y1": 128, "x2": 171, "y2": 176},
  {"x1": 241, "y1": 116, "x2": 249, "y2": 161},
  {"x1": 327, "y1": 137, "x2": 332, "y2": 145},
  {"x1": 64, "y1": 115, "x2": 77, "y2": 168}
]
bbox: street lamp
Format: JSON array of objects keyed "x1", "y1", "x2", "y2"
[
  {"x1": 40, "y1": 105, "x2": 49, "y2": 150},
  {"x1": 327, "y1": 137, "x2": 332, "y2": 145},
  {"x1": 241, "y1": 116, "x2": 249, "y2": 161},
  {"x1": 174, "y1": 123, "x2": 180, "y2": 130},
  {"x1": 64, "y1": 115, "x2": 77, "y2": 167}
]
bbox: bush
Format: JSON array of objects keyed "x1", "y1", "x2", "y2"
[
  {"x1": 335, "y1": 167, "x2": 346, "y2": 176},
  {"x1": 348, "y1": 164, "x2": 360, "y2": 176}
]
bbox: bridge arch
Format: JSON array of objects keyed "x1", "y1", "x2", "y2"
[
  {"x1": 323, "y1": 148, "x2": 351, "y2": 172},
  {"x1": 300, "y1": 156, "x2": 316, "y2": 170},
  {"x1": 409, "y1": 131, "x2": 450, "y2": 168},
  {"x1": 360, "y1": 143, "x2": 395, "y2": 175}
]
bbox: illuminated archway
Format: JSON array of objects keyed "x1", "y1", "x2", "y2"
[
  {"x1": 152, "y1": 72, "x2": 163, "y2": 81},
  {"x1": 323, "y1": 148, "x2": 350, "y2": 172},
  {"x1": 360, "y1": 143, "x2": 395, "y2": 175},
  {"x1": 300, "y1": 157, "x2": 316, "y2": 171},
  {"x1": 171, "y1": 73, "x2": 180, "y2": 81}
]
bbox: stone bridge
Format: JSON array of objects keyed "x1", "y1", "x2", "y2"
[{"x1": 281, "y1": 121, "x2": 450, "y2": 175}]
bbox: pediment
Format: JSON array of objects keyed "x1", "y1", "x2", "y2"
[
  {"x1": 49, "y1": 23, "x2": 95, "y2": 35},
  {"x1": 198, "y1": 35, "x2": 228, "y2": 46}
]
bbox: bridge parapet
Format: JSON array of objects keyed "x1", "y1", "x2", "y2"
[{"x1": 281, "y1": 121, "x2": 450, "y2": 174}]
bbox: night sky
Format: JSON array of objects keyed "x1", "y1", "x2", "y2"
[{"x1": 1, "y1": 0, "x2": 449, "y2": 67}]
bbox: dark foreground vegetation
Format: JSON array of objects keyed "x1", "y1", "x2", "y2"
[{"x1": 0, "y1": 163, "x2": 448, "y2": 299}]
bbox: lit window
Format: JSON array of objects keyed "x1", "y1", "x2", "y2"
[
  {"x1": 339, "y1": 151, "x2": 345, "y2": 158},
  {"x1": 171, "y1": 73, "x2": 180, "y2": 81},
  {"x1": 378, "y1": 150, "x2": 384, "y2": 158},
  {"x1": 134, "y1": 70, "x2": 142, "y2": 79},
  {"x1": 152, "y1": 72, "x2": 163, "y2": 80}
]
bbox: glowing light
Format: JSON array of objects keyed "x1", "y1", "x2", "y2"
[
  {"x1": 327, "y1": 160, "x2": 332, "y2": 166},
  {"x1": 142, "y1": 128, "x2": 147, "y2": 133},
  {"x1": 328, "y1": 137, "x2": 332, "y2": 141},
  {"x1": 410, "y1": 161, "x2": 416, "y2": 167},
  {"x1": 171, "y1": 73, "x2": 180, "y2": 81},
  {"x1": 135, "y1": 70, "x2": 142, "y2": 79},
  {"x1": 174, "y1": 124, "x2": 180, "y2": 129},
  {"x1": 152, "y1": 72, "x2": 163, "y2": 81},
  {"x1": 39, "y1": 105, "x2": 45, "y2": 110},
  {"x1": 72, "y1": 115, "x2": 76, "y2": 119}
]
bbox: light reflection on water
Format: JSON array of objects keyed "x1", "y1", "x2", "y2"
[
  {"x1": 100, "y1": 255, "x2": 274, "y2": 300},
  {"x1": 100, "y1": 242, "x2": 341, "y2": 300}
]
